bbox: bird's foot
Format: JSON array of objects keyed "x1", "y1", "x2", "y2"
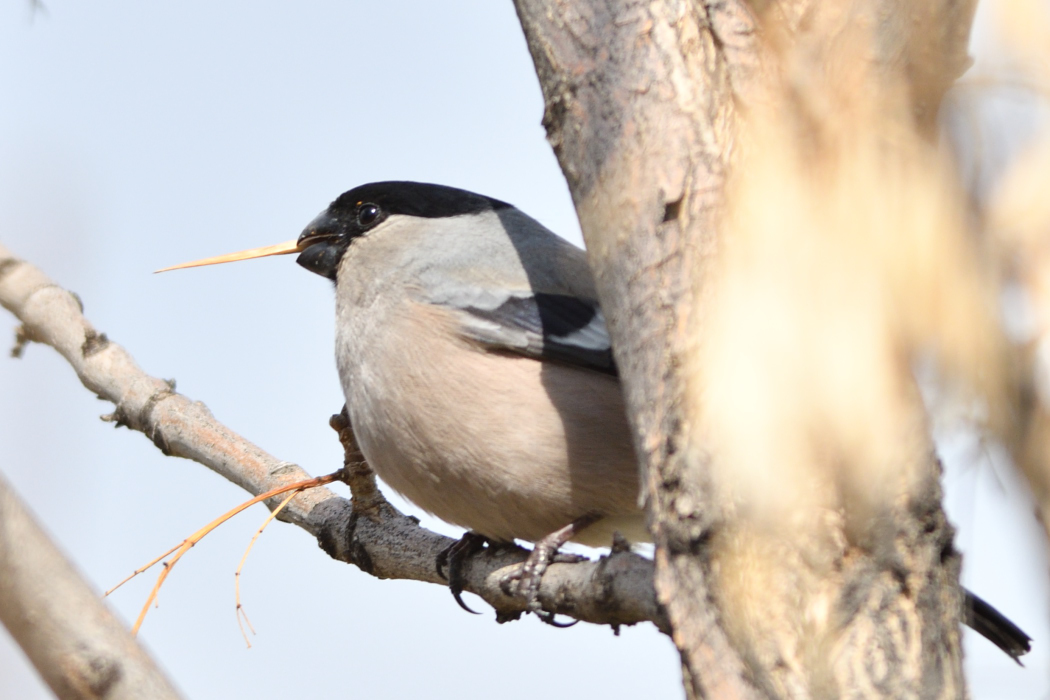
[
  {"x1": 436, "y1": 531, "x2": 489, "y2": 614},
  {"x1": 500, "y1": 513, "x2": 601, "y2": 617}
]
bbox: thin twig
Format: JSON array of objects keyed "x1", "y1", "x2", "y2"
[
  {"x1": 131, "y1": 473, "x2": 341, "y2": 634},
  {"x1": 105, "y1": 542, "x2": 183, "y2": 597},
  {"x1": 235, "y1": 488, "x2": 301, "y2": 648}
]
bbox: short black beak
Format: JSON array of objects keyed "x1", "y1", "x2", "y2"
[{"x1": 296, "y1": 211, "x2": 350, "y2": 281}]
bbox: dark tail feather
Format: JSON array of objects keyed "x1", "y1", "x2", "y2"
[{"x1": 965, "y1": 590, "x2": 1032, "y2": 665}]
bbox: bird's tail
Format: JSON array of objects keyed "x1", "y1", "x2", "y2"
[{"x1": 965, "y1": 591, "x2": 1032, "y2": 664}]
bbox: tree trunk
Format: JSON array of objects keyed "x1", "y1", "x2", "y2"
[{"x1": 513, "y1": 1, "x2": 980, "y2": 697}]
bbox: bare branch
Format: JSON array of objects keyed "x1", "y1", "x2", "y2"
[
  {"x1": 0, "y1": 241, "x2": 665, "y2": 631},
  {"x1": 0, "y1": 244, "x2": 337, "y2": 531},
  {"x1": 0, "y1": 471, "x2": 183, "y2": 700}
]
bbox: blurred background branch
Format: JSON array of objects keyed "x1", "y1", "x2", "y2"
[{"x1": 0, "y1": 471, "x2": 183, "y2": 700}]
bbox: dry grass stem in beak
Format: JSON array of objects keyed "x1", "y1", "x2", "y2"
[{"x1": 155, "y1": 239, "x2": 302, "y2": 273}]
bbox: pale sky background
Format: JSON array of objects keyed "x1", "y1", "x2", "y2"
[{"x1": 0, "y1": 2, "x2": 1047, "y2": 699}]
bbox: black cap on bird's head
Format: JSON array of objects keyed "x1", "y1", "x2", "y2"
[
  {"x1": 297, "y1": 182, "x2": 510, "y2": 279},
  {"x1": 156, "y1": 181, "x2": 510, "y2": 280}
]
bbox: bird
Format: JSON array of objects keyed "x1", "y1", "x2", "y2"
[{"x1": 159, "y1": 180, "x2": 1031, "y2": 661}]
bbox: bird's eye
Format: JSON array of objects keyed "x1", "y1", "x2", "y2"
[{"x1": 357, "y1": 203, "x2": 380, "y2": 227}]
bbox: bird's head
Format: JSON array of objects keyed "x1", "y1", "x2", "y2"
[{"x1": 156, "y1": 181, "x2": 509, "y2": 280}]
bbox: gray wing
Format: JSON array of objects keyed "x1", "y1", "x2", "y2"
[{"x1": 439, "y1": 290, "x2": 617, "y2": 377}]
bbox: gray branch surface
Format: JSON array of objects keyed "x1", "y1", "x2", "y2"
[
  {"x1": 0, "y1": 471, "x2": 184, "y2": 700},
  {"x1": 0, "y1": 242, "x2": 665, "y2": 636}
]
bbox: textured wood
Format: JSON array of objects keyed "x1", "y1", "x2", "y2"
[
  {"x1": 513, "y1": 1, "x2": 978, "y2": 697},
  {"x1": 513, "y1": 3, "x2": 761, "y2": 697}
]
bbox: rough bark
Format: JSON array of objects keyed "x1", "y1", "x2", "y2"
[
  {"x1": 513, "y1": 4, "x2": 757, "y2": 696},
  {"x1": 513, "y1": 1, "x2": 978, "y2": 698},
  {"x1": 0, "y1": 472, "x2": 184, "y2": 700}
]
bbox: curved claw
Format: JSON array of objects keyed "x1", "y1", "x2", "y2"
[
  {"x1": 452, "y1": 590, "x2": 482, "y2": 615},
  {"x1": 436, "y1": 532, "x2": 489, "y2": 614},
  {"x1": 537, "y1": 610, "x2": 578, "y2": 628}
]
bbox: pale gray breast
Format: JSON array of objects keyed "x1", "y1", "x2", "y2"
[
  {"x1": 336, "y1": 299, "x2": 642, "y2": 544},
  {"x1": 327, "y1": 210, "x2": 644, "y2": 544}
]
